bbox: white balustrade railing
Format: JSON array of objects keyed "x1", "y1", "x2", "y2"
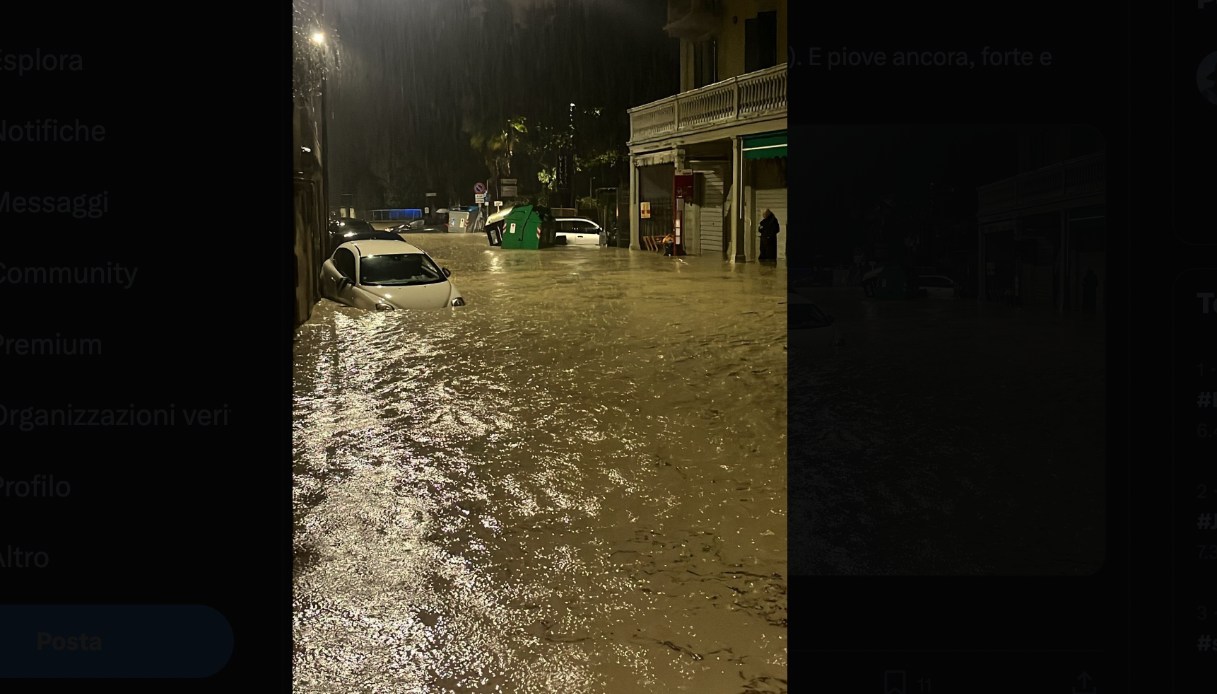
[{"x1": 629, "y1": 63, "x2": 787, "y2": 143}]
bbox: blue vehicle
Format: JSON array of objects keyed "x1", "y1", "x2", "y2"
[{"x1": 369, "y1": 208, "x2": 423, "y2": 222}]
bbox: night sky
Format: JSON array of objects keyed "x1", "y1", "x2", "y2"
[{"x1": 317, "y1": 0, "x2": 678, "y2": 211}]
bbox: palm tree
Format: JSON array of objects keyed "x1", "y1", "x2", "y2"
[{"x1": 466, "y1": 116, "x2": 527, "y2": 197}]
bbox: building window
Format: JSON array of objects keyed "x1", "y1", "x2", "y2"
[
  {"x1": 744, "y1": 10, "x2": 777, "y2": 73},
  {"x1": 693, "y1": 38, "x2": 717, "y2": 88}
]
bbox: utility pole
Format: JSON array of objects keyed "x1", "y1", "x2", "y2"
[
  {"x1": 318, "y1": 0, "x2": 330, "y2": 220},
  {"x1": 566, "y1": 102, "x2": 575, "y2": 208},
  {"x1": 321, "y1": 76, "x2": 329, "y2": 218}
]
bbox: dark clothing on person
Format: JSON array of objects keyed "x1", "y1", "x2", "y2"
[
  {"x1": 759, "y1": 214, "x2": 780, "y2": 260},
  {"x1": 1082, "y1": 269, "x2": 1098, "y2": 313}
]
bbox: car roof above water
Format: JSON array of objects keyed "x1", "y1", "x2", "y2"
[
  {"x1": 341, "y1": 239, "x2": 426, "y2": 256},
  {"x1": 335, "y1": 230, "x2": 401, "y2": 242}
]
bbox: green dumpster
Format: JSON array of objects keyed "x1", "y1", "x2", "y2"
[{"x1": 498, "y1": 204, "x2": 557, "y2": 249}]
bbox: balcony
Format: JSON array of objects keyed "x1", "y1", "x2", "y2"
[
  {"x1": 977, "y1": 152, "x2": 1105, "y2": 219},
  {"x1": 628, "y1": 63, "x2": 787, "y2": 146}
]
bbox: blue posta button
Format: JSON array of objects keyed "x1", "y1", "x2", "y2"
[{"x1": 0, "y1": 605, "x2": 233, "y2": 678}]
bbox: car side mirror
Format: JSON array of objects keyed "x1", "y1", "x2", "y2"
[
  {"x1": 442, "y1": 267, "x2": 451, "y2": 277},
  {"x1": 337, "y1": 276, "x2": 353, "y2": 291}
]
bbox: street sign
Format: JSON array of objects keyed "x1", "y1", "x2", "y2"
[
  {"x1": 474, "y1": 182, "x2": 486, "y2": 194},
  {"x1": 494, "y1": 201, "x2": 503, "y2": 208},
  {"x1": 501, "y1": 178, "x2": 517, "y2": 198},
  {"x1": 475, "y1": 193, "x2": 486, "y2": 203}
]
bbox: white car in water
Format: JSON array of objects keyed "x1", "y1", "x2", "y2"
[
  {"x1": 320, "y1": 239, "x2": 465, "y2": 310},
  {"x1": 555, "y1": 217, "x2": 602, "y2": 246},
  {"x1": 918, "y1": 274, "x2": 957, "y2": 298}
]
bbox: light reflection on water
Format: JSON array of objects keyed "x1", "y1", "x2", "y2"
[{"x1": 294, "y1": 234, "x2": 786, "y2": 693}]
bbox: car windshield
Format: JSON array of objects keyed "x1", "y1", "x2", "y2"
[{"x1": 359, "y1": 253, "x2": 445, "y2": 286}]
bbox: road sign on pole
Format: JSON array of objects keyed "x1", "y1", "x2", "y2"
[
  {"x1": 474, "y1": 182, "x2": 487, "y2": 195},
  {"x1": 475, "y1": 193, "x2": 486, "y2": 204}
]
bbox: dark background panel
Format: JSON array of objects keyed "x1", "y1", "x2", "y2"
[
  {"x1": 1173, "y1": 1, "x2": 1217, "y2": 243},
  {"x1": 783, "y1": 0, "x2": 1158, "y2": 692},
  {"x1": 0, "y1": 3, "x2": 289, "y2": 690},
  {"x1": 1173, "y1": 269, "x2": 1217, "y2": 692}
]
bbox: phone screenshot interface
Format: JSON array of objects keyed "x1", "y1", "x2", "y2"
[
  {"x1": 785, "y1": 0, "x2": 1149, "y2": 691},
  {"x1": 0, "y1": 4, "x2": 287, "y2": 690}
]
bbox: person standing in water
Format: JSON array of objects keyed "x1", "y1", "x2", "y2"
[
  {"x1": 1083, "y1": 268, "x2": 1098, "y2": 313},
  {"x1": 758, "y1": 209, "x2": 780, "y2": 261}
]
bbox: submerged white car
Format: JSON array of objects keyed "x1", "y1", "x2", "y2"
[
  {"x1": 320, "y1": 239, "x2": 465, "y2": 310},
  {"x1": 918, "y1": 275, "x2": 957, "y2": 298},
  {"x1": 554, "y1": 217, "x2": 602, "y2": 246}
]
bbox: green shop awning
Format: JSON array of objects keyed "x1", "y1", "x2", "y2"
[{"x1": 743, "y1": 131, "x2": 787, "y2": 160}]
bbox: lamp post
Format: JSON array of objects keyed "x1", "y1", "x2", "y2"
[
  {"x1": 310, "y1": 27, "x2": 330, "y2": 220},
  {"x1": 567, "y1": 102, "x2": 575, "y2": 208}
]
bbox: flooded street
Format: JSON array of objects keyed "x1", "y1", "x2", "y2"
[
  {"x1": 791, "y1": 287, "x2": 1106, "y2": 576},
  {"x1": 293, "y1": 234, "x2": 787, "y2": 693}
]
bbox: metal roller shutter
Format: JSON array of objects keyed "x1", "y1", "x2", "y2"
[{"x1": 698, "y1": 165, "x2": 726, "y2": 256}]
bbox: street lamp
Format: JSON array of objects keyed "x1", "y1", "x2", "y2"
[{"x1": 311, "y1": 23, "x2": 331, "y2": 220}]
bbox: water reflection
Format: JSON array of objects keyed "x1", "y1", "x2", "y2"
[{"x1": 294, "y1": 234, "x2": 787, "y2": 693}]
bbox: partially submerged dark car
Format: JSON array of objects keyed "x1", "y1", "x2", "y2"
[
  {"x1": 327, "y1": 218, "x2": 382, "y2": 253},
  {"x1": 334, "y1": 229, "x2": 402, "y2": 243},
  {"x1": 390, "y1": 218, "x2": 449, "y2": 234}
]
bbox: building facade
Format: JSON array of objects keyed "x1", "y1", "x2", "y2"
[
  {"x1": 626, "y1": 0, "x2": 787, "y2": 261},
  {"x1": 293, "y1": 0, "x2": 331, "y2": 328},
  {"x1": 976, "y1": 127, "x2": 1105, "y2": 313},
  {"x1": 294, "y1": 104, "x2": 327, "y2": 328}
]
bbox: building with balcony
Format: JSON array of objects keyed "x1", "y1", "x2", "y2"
[
  {"x1": 626, "y1": 0, "x2": 787, "y2": 261},
  {"x1": 976, "y1": 127, "x2": 1106, "y2": 312}
]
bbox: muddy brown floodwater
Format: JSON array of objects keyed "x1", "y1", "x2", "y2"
[{"x1": 293, "y1": 233, "x2": 787, "y2": 693}]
